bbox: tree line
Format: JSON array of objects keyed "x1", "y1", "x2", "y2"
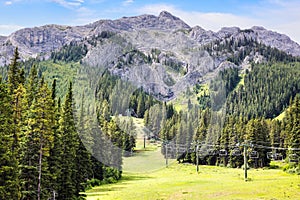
[
  {"x1": 143, "y1": 65, "x2": 300, "y2": 170},
  {"x1": 226, "y1": 62, "x2": 300, "y2": 119},
  {"x1": 203, "y1": 33, "x2": 300, "y2": 65},
  {"x1": 0, "y1": 48, "x2": 122, "y2": 200}
]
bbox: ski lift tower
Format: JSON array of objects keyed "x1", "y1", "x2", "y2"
[
  {"x1": 191, "y1": 140, "x2": 202, "y2": 173},
  {"x1": 240, "y1": 140, "x2": 252, "y2": 182}
]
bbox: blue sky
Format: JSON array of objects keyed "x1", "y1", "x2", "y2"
[{"x1": 1, "y1": 0, "x2": 300, "y2": 43}]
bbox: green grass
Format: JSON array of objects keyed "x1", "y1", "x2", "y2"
[
  {"x1": 85, "y1": 162, "x2": 300, "y2": 200},
  {"x1": 85, "y1": 103, "x2": 300, "y2": 200},
  {"x1": 86, "y1": 102, "x2": 299, "y2": 200},
  {"x1": 274, "y1": 110, "x2": 286, "y2": 121},
  {"x1": 238, "y1": 74, "x2": 245, "y2": 87},
  {"x1": 122, "y1": 145, "x2": 176, "y2": 173},
  {"x1": 171, "y1": 85, "x2": 205, "y2": 112},
  {"x1": 122, "y1": 117, "x2": 176, "y2": 173},
  {"x1": 274, "y1": 107, "x2": 290, "y2": 121}
]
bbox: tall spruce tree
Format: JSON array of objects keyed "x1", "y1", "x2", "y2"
[
  {"x1": 286, "y1": 95, "x2": 300, "y2": 165},
  {"x1": 48, "y1": 79, "x2": 62, "y2": 198},
  {"x1": 4, "y1": 47, "x2": 24, "y2": 199},
  {"x1": 26, "y1": 65, "x2": 39, "y2": 108},
  {"x1": 137, "y1": 93, "x2": 145, "y2": 118},
  {"x1": 8, "y1": 47, "x2": 22, "y2": 95},
  {"x1": 75, "y1": 92, "x2": 93, "y2": 198},
  {"x1": 0, "y1": 79, "x2": 20, "y2": 199},
  {"x1": 7, "y1": 47, "x2": 24, "y2": 176},
  {"x1": 57, "y1": 82, "x2": 78, "y2": 199},
  {"x1": 21, "y1": 78, "x2": 55, "y2": 200},
  {"x1": 245, "y1": 119, "x2": 270, "y2": 168}
]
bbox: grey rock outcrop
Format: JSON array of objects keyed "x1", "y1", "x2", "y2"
[
  {"x1": 1, "y1": 11, "x2": 300, "y2": 100},
  {"x1": 1, "y1": 11, "x2": 300, "y2": 66},
  {"x1": 251, "y1": 26, "x2": 300, "y2": 56}
]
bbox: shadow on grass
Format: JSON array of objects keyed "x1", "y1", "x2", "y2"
[
  {"x1": 88, "y1": 186, "x2": 125, "y2": 193},
  {"x1": 134, "y1": 146, "x2": 158, "y2": 152},
  {"x1": 120, "y1": 173, "x2": 152, "y2": 182},
  {"x1": 86, "y1": 192, "x2": 108, "y2": 197},
  {"x1": 85, "y1": 174, "x2": 153, "y2": 197}
]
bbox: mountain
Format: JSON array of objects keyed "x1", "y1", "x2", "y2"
[
  {"x1": 0, "y1": 11, "x2": 190, "y2": 65},
  {"x1": 1, "y1": 11, "x2": 300, "y2": 100}
]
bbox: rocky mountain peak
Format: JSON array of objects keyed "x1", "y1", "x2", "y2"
[
  {"x1": 217, "y1": 27, "x2": 241, "y2": 38},
  {"x1": 1, "y1": 11, "x2": 300, "y2": 68},
  {"x1": 251, "y1": 26, "x2": 267, "y2": 31},
  {"x1": 192, "y1": 25, "x2": 205, "y2": 32},
  {"x1": 90, "y1": 11, "x2": 190, "y2": 32},
  {"x1": 189, "y1": 26, "x2": 218, "y2": 45},
  {"x1": 158, "y1": 11, "x2": 179, "y2": 20},
  {"x1": 250, "y1": 26, "x2": 300, "y2": 56},
  {"x1": 157, "y1": 11, "x2": 190, "y2": 30}
]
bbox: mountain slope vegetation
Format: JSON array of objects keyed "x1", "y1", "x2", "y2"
[{"x1": 0, "y1": 12, "x2": 300, "y2": 199}]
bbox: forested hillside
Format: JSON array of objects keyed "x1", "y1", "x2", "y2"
[
  {"x1": 0, "y1": 48, "x2": 122, "y2": 200},
  {"x1": 226, "y1": 62, "x2": 300, "y2": 119},
  {"x1": 1, "y1": 11, "x2": 300, "y2": 199},
  {"x1": 138, "y1": 62, "x2": 300, "y2": 169},
  {"x1": 1, "y1": 43, "x2": 300, "y2": 200}
]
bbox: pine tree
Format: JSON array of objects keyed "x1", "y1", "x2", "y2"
[
  {"x1": 144, "y1": 109, "x2": 150, "y2": 126},
  {"x1": 257, "y1": 119, "x2": 271, "y2": 167},
  {"x1": 107, "y1": 120, "x2": 123, "y2": 170},
  {"x1": 48, "y1": 80, "x2": 62, "y2": 197},
  {"x1": 8, "y1": 47, "x2": 22, "y2": 95},
  {"x1": 286, "y1": 95, "x2": 300, "y2": 165},
  {"x1": 26, "y1": 65, "x2": 39, "y2": 108},
  {"x1": 0, "y1": 80, "x2": 20, "y2": 199},
  {"x1": 194, "y1": 109, "x2": 210, "y2": 143},
  {"x1": 12, "y1": 84, "x2": 27, "y2": 154},
  {"x1": 3, "y1": 47, "x2": 25, "y2": 199},
  {"x1": 20, "y1": 78, "x2": 55, "y2": 200},
  {"x1": 57, "y1": 82, "x2": 78, "y2": 199},
  {"x1": 91, "y1": 129, "x2": 105, "y2": 181},
  {"x1": 6, "y1": 48, "x2": 25, "y2": 191},
  {"x1": 19, "y1": 67, "x2": 26, "y2": 86},
  {"x1": 137, "y1": 93, "x2": 145, "y2": 118},
  {"x1": 11, "y1": 85, "x2": 27, "y2": 199},
  {"x1": 270, "y1": 120, "x2": 281, "y2": 149},
  {"x1": 219, "y1": 117, "x2": 230, "y2": 166},
  {"x1": 99, "y1": 100, "x2": 111, "y2": 123},
  {"x1": 51, "y1": 79, "x2": 56, "y2": 104},
  {"x1": 227, "y1": 117, "x2": 243, "y2": 168},
  {"x1": 244, "y1": 119, "x2": 270, "y2": 168},
  {"x1": 74, "y1": 140, "x2": 92, "y2": 198},
  {"x1": 75, "y1": 92, "x2": 93, "y2": 198}
]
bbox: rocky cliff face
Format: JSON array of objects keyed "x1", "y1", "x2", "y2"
[
  {"x1": 190, "y1": 25, "x2": 300, "y2": 56},
  {"x1": 1, "y1": 11, "x2": 299, "y2": 65},
  {"x1": 1, "y1": 11, "x2": 300, "y2": 100},
  {"x1": 0, "y1": 24, "x2": 91, "y2": 65},
  {"x1": 251, "y1": 26, "x2": 300, "y2": 56}
]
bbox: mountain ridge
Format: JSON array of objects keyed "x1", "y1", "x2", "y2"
[
  {"x1": 1, "y1": 11, "x2": 300, "y2": 67},
  {"x1": 1, "y1": 11, "x2": 300, "y2": 100}
]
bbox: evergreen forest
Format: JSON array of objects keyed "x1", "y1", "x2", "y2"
[{"x1": 1, "y1": 44, "x2": 300, "y2": 200}]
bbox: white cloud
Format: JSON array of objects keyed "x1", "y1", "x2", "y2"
[
  {"x1": 5, "y1": 1, "x2": 13, "y2": 5},
  {"x1": 51, "y1": 0, "x2": 84, "y2": 9},
  {"x1": 122, "y1": 0, "x2": 133, "y2": 6},
  {"x1": 0, "y1": 24, "x2": 24, "y2": 36},
  {"x1": 249, "y1": 0, "x2": 300, "y2": 44},
  {"x1": 89, "y1": 0, "x2": 106, "y2": 3},
  {"x1": 4, "y1": 0, "x2": 23, "y2": 5}
]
